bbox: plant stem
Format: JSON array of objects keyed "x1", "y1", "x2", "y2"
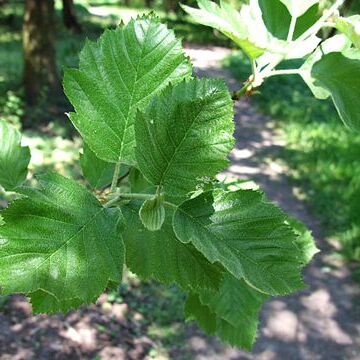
[
  {"x1": 268, "y1": 68, "x2": 303, "y2": 77},
  {"x1": 296, "y1": 0, "x2": 345, "y2": 43},
  {"x1": 118, "y1": 169, "x2": 130, "y2": 183},
  {"x1": 249, "y1": 0, "x2": 345, "y2": 88},
  {"x1": 105, "y1": 192, "x2": 178, "y2": 210},
  {"x1": 232, "y1": 81, "x2": 253, "y2": 100},
  {"x1": 255, "y1": 55, "x2": 284, "y2": 85},
  {"x1": 105, "y1": 192, "x2": 155, "y2": 208},
  {"x1": 104, "y1": 195, "x2": 123, "y2": 208},
  {"x1": 287, "y1": 16, "x2": 297, "y2": 42},
  {"x1": 110, "y1": 161, "x2": 121, "y2": 193},
  {"x1": 251, "y1": 59, "x2": 257, "y2": 84},
  {"x1": 164, "y1": 201, "x2": 178, "y2": 210},
  {"x1": 121, "y1": 193, "x2": 155, "y2": 200}
]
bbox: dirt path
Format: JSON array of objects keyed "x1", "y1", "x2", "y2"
[{"x1": 186, "y1": 45, "x2": 360, "y2": 360}]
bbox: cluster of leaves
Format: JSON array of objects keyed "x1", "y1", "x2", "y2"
[
  {"x1": 184, "y1": 0, "x2": 360, "y2": 131},
  {"x1": 2, "y1": 6, "x2": 351, "y2": 349}
]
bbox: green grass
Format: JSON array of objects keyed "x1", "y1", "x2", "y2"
[{"x1": 224, "y1": 51, "x2": 360, "y2": 264}]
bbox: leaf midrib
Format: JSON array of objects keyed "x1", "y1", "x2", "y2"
[
  {"x1": 156, "y1": 90, "x2": 218, "y2": 187},
  {"x1": 117, "y1": 26, "x2": 149, "y2": 162}
]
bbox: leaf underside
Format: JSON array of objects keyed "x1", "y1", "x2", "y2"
[
  {"x1": 181, "y1": 0, "x2": 266, "y2": 59},
  {"x1": 279, "y1": 0, "x2": 318, "y2": 18}
]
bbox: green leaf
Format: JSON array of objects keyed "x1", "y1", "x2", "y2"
[
  {"x1": 312, "y1": 50, "x2": 360, "y2": 131},
  {"x1": 185, "y1": 293, "x2": 217, "y2": 334},
  {"x1": 183, "y1": 0, "x2": 318, "y2": 62},
  {"x1": 187, "y1": 274, "x2": 268, "y2": 349},
  {"x1": 0, "y1": 173, "x2": 124, "y2": 313},
  {"x1": 29, "y1": 290, "x2": 84, "y2": 314},
  {"x1": 135, "y1": 78, "x2": 234, "y2": 201},
  {"x1": 139, "y1": 196, "x2": 165, "y2": 231},
  {"x1": 129, "y1": 167, "x2": 153, "y2": 193},
  {"x1": 287, "y1": 217, "x2": 319, "y2": 265},
  {"x1": 279, "y1": 0, "x2": 318, "y2": 17},
  {"x1": 336, "y1": 15, "x2": 360, "y2": 49},
  {"x1": 182, "y1": 0, "x2": 264, "y2": 58},
  {"x1": 80, "y1": 143, "x2": 115, "y2": 189},
  {"x1": 199, "y1": 274, "x2": 268, "y2": 330},
  {"x1": 64, "y1": 17, "x2": 192, "y2": 165},
  {"x1": 122, "y1": 202, "x2": 223, "y2": 292},
  {"x1": 259, "y1": 0, "x2": 319, "y2": 40},
  {"x1": 183, "y1": 0, "x2": 278, "y2": 59},
  {"x1": 0, "y1": 120, "x2": 30, "y2": 191},
  {"x1": 300, "y1": 35, "x2": 351, "y2": 99},
  {"x1": 173, "y1": 189, "x2": 305, "y2": 295}
]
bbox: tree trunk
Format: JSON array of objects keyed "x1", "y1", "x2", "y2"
[
  {"x1": 23, "y1": 0, "x2": 60, "y2": 105},
  {"x1": 62, "y1": 0, "x2": 82, "y2": 33},
  {"x1": 145, "y1": 0, "x2": 154, "y2": 7},
  {"x1": 124, "y1": 0, "x2": 130, "y2": 6}
]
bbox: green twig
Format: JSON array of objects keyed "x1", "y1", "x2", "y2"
[
  {"x1": 268, "y1": 68, "x2": 303, "y2": 77},
  {"x1": 287, "y1": 16, "x2": 297, "y2": 42},
  {"x1": 105, "y1": 192, "x2": 156, "y2": 208},
  {"x1": 118, "y1": 169, "x2": 130, "y2": 183},
  {"x1": 232, "y1": 81, "x2": 253, "y2": 101},
  {"x1": 105, "y1": 192, "x2": 178, "y2": 210},
  {"x1": 110, "y1": 161, "x2": 122, "y2": 193}
]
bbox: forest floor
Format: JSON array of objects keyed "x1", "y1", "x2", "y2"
[{"x1": 0, "y1": 45, "x2": 360, "y2": 360}]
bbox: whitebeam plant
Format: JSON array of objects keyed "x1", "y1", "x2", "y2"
[{"x1": 0, "y1": 0, "x2": 359, "y2": 350}]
